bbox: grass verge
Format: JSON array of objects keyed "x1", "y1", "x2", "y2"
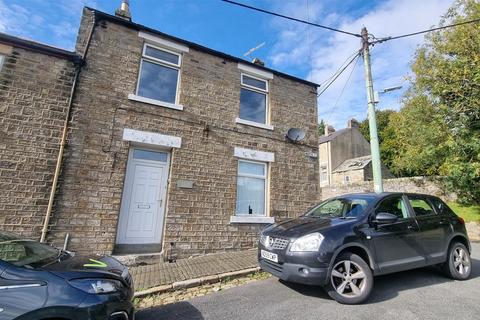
[
  {"x1": 134, "y1": 271, "x2": 271, "y2": 309},
  {"x1": 448, "y1": 202, "x2": 480, "y2": 223}
]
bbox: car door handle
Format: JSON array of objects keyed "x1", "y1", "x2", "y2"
[
  {"x1": 439, "y1": 220, "x2": 449, "y2": 225},
  {"x1": 407, "y1": 225, "x2": 418, "y2": 231}
]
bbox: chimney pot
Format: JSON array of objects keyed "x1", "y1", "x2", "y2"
[
  {"x1": 115, "y1": 0, "x2": 131, "y2": 21},
  {"x1": 348, "y1": 118, "x2": 359, "y2": 128},
  {"x1": 325, "y1": 125, "x2": 335, "y2": 136},
  {"x1": 252, "y1": 58, "x2": 265, "y2": 66}
]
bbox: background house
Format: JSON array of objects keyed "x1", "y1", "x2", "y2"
[{"x1": 319, "y1": 119, "x2": 393, "y2": 187}]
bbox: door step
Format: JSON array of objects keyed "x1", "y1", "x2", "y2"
[{"x1": 113, "y1": 251, "x2": 164, "y2": 267}]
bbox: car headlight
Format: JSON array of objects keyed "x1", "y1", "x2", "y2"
[
  {"x1": 289, "y1": 233, "x2": 324, "y2": 252},
  {"x1": 260, "y1": 234, "x2": 268, "y2": 246},
  {"x1": 69, "y1": 278, "x2": 122, "y2": 294}
]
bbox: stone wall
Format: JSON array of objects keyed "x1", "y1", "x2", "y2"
[
  {"x1": 47, "y1": 9, "x2": 320, "y2": 257},
  {"x1": 331, "y1": 168, "x2": 365, "y2": 186},
  {"x1": 321, "y1": 176, "x2": 456, "y2": 202},
  {"x1": 0, "y1": 43, "x2": 76, "y2": 238}
]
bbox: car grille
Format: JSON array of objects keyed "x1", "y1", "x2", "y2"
[{"x1": 262, "y1": 236, "x2": 290, "y2": 250}]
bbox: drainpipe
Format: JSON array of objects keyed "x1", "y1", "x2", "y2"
[{"x1": 40, "y1": 12, "x2": 97, "y2": 242}]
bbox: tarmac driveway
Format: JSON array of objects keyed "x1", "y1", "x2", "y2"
[{"x1": 137, "y1": 242, "x2": 480, "y2": 320}]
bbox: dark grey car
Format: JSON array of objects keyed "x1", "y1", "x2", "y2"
[{"x1": 258, "y1": 193, "x2": 472, "y2": 304}]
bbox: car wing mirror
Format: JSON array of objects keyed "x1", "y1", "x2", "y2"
[{"x1": 373, "y1": 212, "x2": 398, "y2": 225}]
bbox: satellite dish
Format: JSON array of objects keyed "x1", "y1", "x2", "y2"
[{"x1": 286, "y1": 128, "x2": 305, "y2": 143}]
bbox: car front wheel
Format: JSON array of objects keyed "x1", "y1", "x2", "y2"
[
  {"x1": 443, "y1": 242, "x2": 471, "y2": 280},
  {"x1": 326, "y1": 252, "x2": 373, "y2": 304}
]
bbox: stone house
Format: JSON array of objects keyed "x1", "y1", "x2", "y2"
[
  {"x1": 0, "y1": 6, "x2": 320, "y2": 258},
  {"x1": 0, "y1": 33, "x2": 79, "y2": 236},
  {"x1": 319, "y1": 119, "x2": 392, "y2": 188}
]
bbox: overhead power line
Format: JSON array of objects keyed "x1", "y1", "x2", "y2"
[
  {"x1": 318, "y1": 50, "x2": 359, "y2": 89},
  {"x1": 317, "y1": 51, "x2": 361, "y2": 97},
  {"x1": 221, "y1": 0, "x2": 361, "y2": 37},
  {"x1": 325, "y1": 54, "x2": 361, "y2": 124},
  {"x1": 373, "y1": 17, "x2": 480, "y2": 43}
]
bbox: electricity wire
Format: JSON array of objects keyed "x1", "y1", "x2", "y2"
[
  {"x1": 317, "y1": 50, "x2": 360, "y2": 89},
  {"x1": 372, "y1": 17, "x2": 480, "y2": 43},
  {"x1": 317, "y1": 51, "x2": 361, "y2": 97},
  {"x1": 221, "y1": 0, "x2": 361, "y2": 37},
  {"x1": 324, "y1": 54, "x2": 361, "y2": 124}
]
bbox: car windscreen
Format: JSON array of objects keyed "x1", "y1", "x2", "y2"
[
  {"x1": 305, "y1": 196, "x2": 376, "y2": 219},
  {"x1": 0, "y1": 233, "x2": 61, "y2": 268}
]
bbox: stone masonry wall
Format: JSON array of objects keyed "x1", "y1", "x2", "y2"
[
  {"x1": 0, "y1": 44, "x2": 76, "y2": 238},
  {"x1": 321, "y1": 176, "x2": 456, "y2": 202},
  {"x1": 47, "y1": 9, "x2": 320, "y2": 257}
]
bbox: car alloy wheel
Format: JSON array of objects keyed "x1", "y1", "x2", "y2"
[
  {"x1": 331, "y1": 260, "x2": 366, "y2": 298},
  {"x1": 443, "y1": 242, "x2": 472, "y2": 280},
  {"x1": 453, "y1": 247, "x2": 470, "y2": 276}
]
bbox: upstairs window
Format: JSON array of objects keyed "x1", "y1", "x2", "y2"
[
  {"x1": 239, "y1": 74, "x2": 268, "y2": 125},
  {"x1": 136, "y1": 44, "x2": 181, "y2": 105}
]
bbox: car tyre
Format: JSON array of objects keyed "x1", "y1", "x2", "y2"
[
  {"x1": 326, "y1": 252, "x2": 373, "y2": 304},
  {"x1": 443, "y1": 242, "x2": 471, "y2": 280}
]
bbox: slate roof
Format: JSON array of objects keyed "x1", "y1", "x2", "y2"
[
  {"x1": 333, "y1": 155, "x2": 372, "y2": 173},
  {"x1": 0, "y1": 32, "x2": 80, "y2": 62},
  {"x1": 318, "y1": 128, "x2": 349, "y2": 144}
]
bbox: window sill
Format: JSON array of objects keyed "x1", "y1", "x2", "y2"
[
  {"x1": 230, "y1": 215, "x2": 275, "y2": 224},
  {"x1": 235, "y1": 118, "x2": 274, "y2": 131},
  {"x1": 128, "y1": 94, "x2": 184, "y2": 111}
]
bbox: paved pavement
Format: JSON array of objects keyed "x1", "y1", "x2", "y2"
[
  {"x1": 130, "y1": 249, "x2": 257, "y2": 290},
  {"x1": 137, "y1": 242, "x2": 480, "y2": 320}
]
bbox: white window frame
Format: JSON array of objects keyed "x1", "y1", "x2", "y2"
[
  {"x1": 235, "y1": 159, "x2": 268, "y2": 216},
  {"x1": 320, "y1": 163, "x2": 328, "y2": 183},
  {"x1": 128, "y1": 43, "x2": 184, "y2": 110},
  {"x1": 236, "y1": 72, "x2": 273, "y2": 130},
  {"x1": 241, "y1": 73, "x2": 268, "y2": 93}
]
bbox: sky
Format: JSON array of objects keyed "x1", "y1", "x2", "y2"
[{"x1": 0, "y1": 0, "x2": 454, "y2": 129}]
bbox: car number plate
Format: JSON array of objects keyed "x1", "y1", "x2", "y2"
[{"x1": 261, "y1": 250, "x2": 278, "y2": 263}]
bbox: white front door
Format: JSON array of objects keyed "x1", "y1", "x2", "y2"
[{"x1": 116, "y1": 148, "x2": 169, "y2": 245}]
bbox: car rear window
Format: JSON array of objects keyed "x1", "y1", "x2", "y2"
[
  {"x1": 408, "y1": 197, "x2": 436, "y2": 217},
  {"x1": 429, "y1": 197, "x2": 455, "y2": 215}
]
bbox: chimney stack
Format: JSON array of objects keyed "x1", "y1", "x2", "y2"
[
  {"x1": 347, "y1": 118, "x2": 359, "y2": 128},
  {"x1": 252, "y1": 58, "x2": 265, "y2": 66},
  {"x1": 324, "y1": 125, "x2": 335, "y2": 136},
  {"x1": 115, "y1": 0, "x2": 132, "y2": 21}
]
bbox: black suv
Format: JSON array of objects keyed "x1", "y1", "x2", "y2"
[{"x1": 258, "y1": 193, "x2": 472, "y2": 304}]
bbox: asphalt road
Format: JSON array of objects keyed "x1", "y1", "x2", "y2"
[{"x1": 137, "y1": 242, "x2": 480, "y2": 320}]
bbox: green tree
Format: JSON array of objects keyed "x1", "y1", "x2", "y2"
[
  {"x1": 392, "y1": 0, "x2": 480, "y2": 203},
  {"x1": 318, "y1": 119, "x2": 326, "y2": 136},
  {"x1": 389, "y1": 95, "x2": 449, "y2": 176},
  {"x1": 358, "y1": 109, "x2": 398, "y2": 171}
]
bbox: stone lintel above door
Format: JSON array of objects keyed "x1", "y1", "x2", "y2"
[{"x1": 123, "y1": 128, "x2": 182, "y2": 148}]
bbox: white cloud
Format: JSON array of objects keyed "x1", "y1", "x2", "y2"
[
  {"x1": 0, "y1": 0, "x2": 98, "y2": 50},
  {"x1": 267, "y1": 0, "x2": 453, "y2": 129}
]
